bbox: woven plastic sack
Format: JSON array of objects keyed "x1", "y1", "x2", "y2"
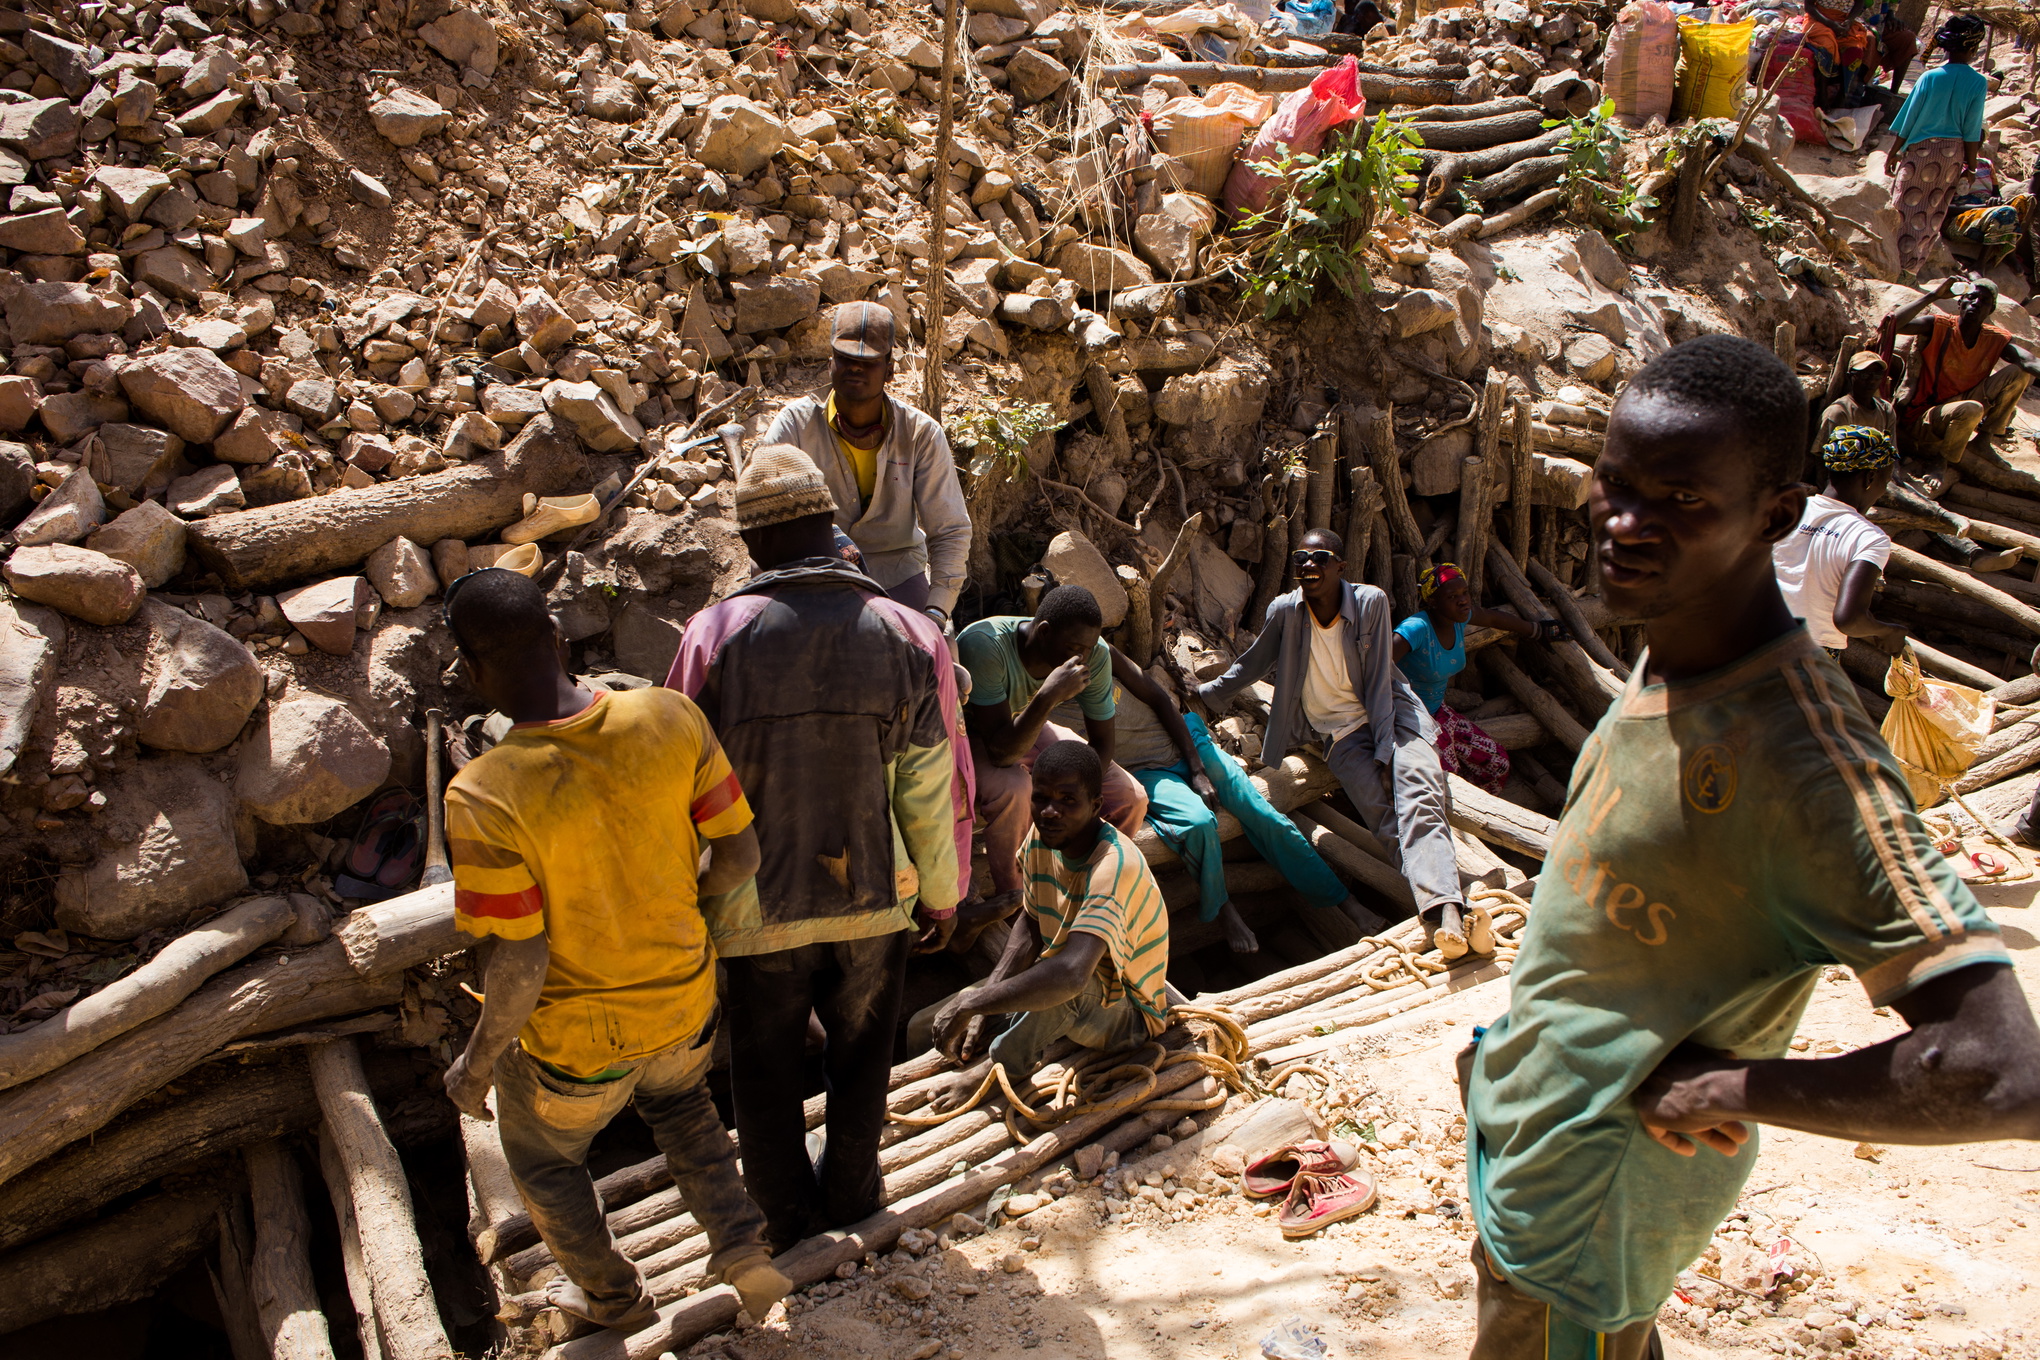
[
  {"x1": 1223, "y1": 56, "x2": 1366, "y2": 218},
  {"x1": 1151, "y1": 84, "x2": 1275, "y2": 200},
  {"x1": 1673, "y1": 16, "x2": 1755, "y2": 121},
  {"x1": 1881, "y1": 646, "x2": 1995, "y2": 809},
  {"x1": 1603, "y1": 1, "x2": 1679, "y2": 127}
]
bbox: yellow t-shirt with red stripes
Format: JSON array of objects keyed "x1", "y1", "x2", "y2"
[{"x1": 446, "y1": 688, "x2": 752, "y2": 1078}]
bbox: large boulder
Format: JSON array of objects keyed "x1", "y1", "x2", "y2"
[
  {"x1": 238, "y1": 693, "x2": 392, "y2": 826},
  {"x1": 729, "y1": 274, "x2": 821, "y2": 333},
  {"x1": 3, "y1": 545, "x2": 145, "y2": 625},
  {"x1": 0, "y1": 98, "x2": 80, "y2": 161},
  {"x1": 136, "y1": 599, "x2": 263, "y2": 753},
  {"x1": 97, "y1": 423, "x2": 186, "y2": 493},
  {"x1": 118, "y1": 348, "x2": 246, "y2": 442},
  {"x1": 12, "y1": 467, "x2": 105, "y2": 546},
  {"x1": 279, "y1": 577, "x2": 372, "y2": 655},
  {"x1": 87, "y1": 499, "x2": 187, "y2": 588},
  {"x1": 6, "y1": 281, "x2": 132, "y2": 346},
  {"x1": 693, "y1": 95, "x2": 786, "y2": 177},
  {"x1": 1043, "y1": 530, "x2": 1129, "y2": 627},
  {"x1": 54, "y1": 755, "x2": 248, "y2": 938},
  {"x1": 0, "y1": 207, "x2": 85, "y2": 255},
  {"x1": 1051, "y1": 241, "x2": 1154, "y2": 295},
  {"x1": 0, "y1": 599, "x2": 64, "y2": 776},
  {"x1": 419, "y1": 7, "x2": 499, "y2": 76}
]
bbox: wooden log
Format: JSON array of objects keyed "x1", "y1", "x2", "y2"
[
  {"x1": 1248, "y1": 511, "x2": 1288, "y2": 630},
  {"x1": 1419, "y1": 128, "x2": 1569, "y2": 205},
  {"x1": 1408, "y1": 95, "x2": 1537, "y2": 123},
  {"x1": 1445, "y1": 773, "x2": 1557, "y2": 860},
  {"x1": 1456, "y1": 456, "x2": 1493, "y2": 597},
  {"x1": 213, "y1": 1193, "x2": 270, "y2": 1360},
  {"x1": 1480, "y1": 711, "x2": 1547, "y2": 749},
  {"x1": 322, "y1": 1131, "x2": 385, "y2": 1360},
  {"x1": 1363, "y1": 405, "x2": 1423, "y2": 558},
  {"x1": 1478, "y1": 187, "x2": 1562, "y2": 238},
  {"x1": 1306, "y1": 418, "x2": 1337, "y2": 534},
  {"x1": 1774, "y1": 320, "x2": 1796, "y2": 368},
  {"x1": 1912, "y1": 638, "x2": 2005, "y2": 690},
  {"x1": 0, "y1": 895, "x2": 296, "y2": 1091},
  {"x1": 1290, "y1": 809, "x2": 1417, "y2": 911},
  {"x1": 996, "y1": 293, "x2": 1066, "y2": 330},
  {"x1": 0, "y1": 1183, "x2": 224, "y2": 1333},
  {"x1": 1404, "y1": 108, "x2": 1548, "y2": 150},
  {"x1": 186, "y1": 414, "x2": 584, "y2": 591},
  {"x1": 247, "y1": 1140, "x2": 338, "y2": 1360},
  {"x1": 1508, "y1": 396, "x2": 1534, "y2": 567},
  {"x1": 1990, "y1": 672, "x2": 2040, "y2": 705},
  {"x1": 1886, "y1": 542, "x2": 2040, "y2": 636},
  {"x1": 0, "y1": 887, "x2": 459, "y2": 1189},
  {"x1": 1091, "y1": 62, "x2": 1472, "y2": 106},
  {"x1": 1487, "y1": 546, "x2": 1622, "y2": 711},
  {"x1": 1344, "y1": 465, "x2": 1384, "y2": 586},
  {"x1": 463, "y1": 1108, "x2": 525, "y2": 1265},
  {"x1": 1955, "y1": 722, "x2": 2040, "y2": 793},
  {"x1": 1143, "y1": 511, "x2": 1203, "y2": 666},
  {"x1": 545, "y1": 1062, "x2": 1216, "y2": 1360},
  {"x1": 310, "y1": 1038, "x2": 454, "y2": 1360},
  {"x1": 1956, "y1": 441, "x2": 2040, "y2": 500},
  {"x1": 1084, "y1": 362, "x2": 1129, "y2": 471},
  {"x1": 1469, "y1": 153, "x2": 1565, "y2": 204},
  {"x1": 1526, "y1": 557, "x2": 1630, "y2": 680},
  {"x1": 1943, "y1": 481, "x2": 2040, "y2": 526},
  {"x1": 1481, "y1": 648, "x2": 1591, "y2": 751}
]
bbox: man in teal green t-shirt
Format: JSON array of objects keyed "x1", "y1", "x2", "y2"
[{"x1": 1464, "y1": 335, "x2": 2040, "y2": 1360}]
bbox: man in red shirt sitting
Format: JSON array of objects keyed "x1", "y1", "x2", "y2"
[{"x1": 1888, "y1": 277, "x2": 2040, "y2": 465}]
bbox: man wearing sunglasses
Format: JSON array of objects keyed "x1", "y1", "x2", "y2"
[{"x1": 1199, "y1": 529, "x2": 1486, "y2": 957}]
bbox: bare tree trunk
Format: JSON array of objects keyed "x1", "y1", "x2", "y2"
[
  {"x1": 1344, "y1": 467, "x2": 1384, "y2": 585},
  {"x1": 0, "y1": 1184, "x2": 224, "y2": 1333},
  {"x1": 920, "y1": 0, "x2": 962, "y2": 418},
  {"x1": 1509, "y1": 395, "x2": 1535, "y2": 568},
  {"x1": 323, "y1": 1130, "x2": 386, "y2": 1360},
  {"x1": 247, "y1": 1139, "x2": 338, "y2": 1360}
]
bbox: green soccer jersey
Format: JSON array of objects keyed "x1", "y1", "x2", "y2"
[
  {"x1": 956, "y1": 616, "x2": 1116, "y2": 722},
  {"x1": 1467, "y1": 627, "x2": 2008, "y2": 1333}
]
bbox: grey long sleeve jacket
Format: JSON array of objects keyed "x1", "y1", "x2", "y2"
[
  {"x1": 1197, "y1": 583, "x2": 1431, "y2": 768},
  {"x1": 764, "y1": 394, "x2": 973, "y2": 616}
]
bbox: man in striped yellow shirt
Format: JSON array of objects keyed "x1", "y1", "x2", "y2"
[{"x1": 928, "y1": 741, "x2": 1170, "y2": 1099}]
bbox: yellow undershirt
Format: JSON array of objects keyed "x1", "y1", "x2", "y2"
[{"x1": 827, "y1": 391, "x2": 881, "y2": 505}]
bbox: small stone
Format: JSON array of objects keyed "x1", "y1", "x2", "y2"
[
  {"x1": 365, "y1": 536, "x2": 438, "y2": 608},
  {"x1": 544, "y1": 379, "x2": 643, "y2": 452},
  {"x1": 1001, "y1": 1254, "x2": 1026, "y2": 1274},
  {"x1": 175, "y1": 89, "x2": 246, "y2": 135},
  {"x1": 1004, "y1": 46, "x2": 1071, "y2": 104},
  {"x1": 38, "y1": 393, "x2": 129, "y2": 445},
  {"x1": 284, "y1": 377, "x2": 342, "y2": 424},
  {"x1": 3, "y1": 544, "x2": 145, "y2": 625},
  {"x1": 0, "y1": 376, "x2": 40, "y2": 433},
  {"x1": 419, "y1": 7, "x2": 499, "y2": 76},
  {"x1": 1394, "y1": 289, "x2": 1457, "y2": 337},
  {"x1": 1051, "y1": 241, "x2": 1154, "y2": 294},
  {"x1": 87, "y1": 499, "x2": 186, "y2": 588},
  {"x1": 213, "y1": 407, "x2": 285, "y2": 465},
  {"x1": 1377, "y1": 1121, "x2": 1415, "y2": 1150},
  {"x1": 1563, "y1": 332, "x2": 1618, "y2": 384},
  {"x1": 239, "y1": 453, "x2": 314, "y2": 506},
  {"x1": 278, "y1": 576, "x2": 371, "y2": 655},
  {"x1": 948, "y1": 1213, "x2": 984, "y2": 1238},
  {"x1": 693, "y1": 95, "x2": 787, "y2": 177},
  {"x1": 119, "y1": 348, "x2": 246, "y2": 442},
  {"x1": 7, "y1": 281, "x2": 132, "y2": 346},
  {"x1": 167, "y1": 464, "x2": 246, "y2": 518},
  {"x1": 347, "y1": 170, "x2": 392, "y2": 208},
  {"x1": 93, "y1": 166, "x2": 171, "y2": 219},
  {"x1": 431, "y1": 539, "x2": 470, "y2": 585},
  {"x1": 0, "y1": 207, "x2": 85, "y2": 255},
  {"x1": 0, "y1": 99, "x2": 81, "y2": 161},
  {"x1": 1075, "y1": 1145, "x2": 1104, "y2": 1179},
  {"x1": 1852, "y1": 1142, "x2": 1883, "y2": 1161},
  {"x1": 12, "y1": 467, "x2": 105, "y2": 546},
  {"x1": 517, "y1": 288, "x2": 577, "y2": 353},
  {"x1": 481, "y1": 383, "x2": 545, "y2": 428},
  {"x1": 370, "y1": 88, "x2": 452, "y2": 147},
  {"x1": 889, "y1": 1275, "x2": 933, "y2": 1301},
  {"x1": 468, "y1": 278, "x2": 518, "y2": 329}
]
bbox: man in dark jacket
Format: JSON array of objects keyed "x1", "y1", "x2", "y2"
[
  {"x1": 668, "y1": 444, "x2": 963, "y2": 1253},
  {"x1": 1199, "y1": 528, "x2": 1485, "y2": 957}
]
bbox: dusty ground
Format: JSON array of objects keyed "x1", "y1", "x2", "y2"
[{"x1": 684, "y1": 870, "x2": 2039, "y2": 1360}]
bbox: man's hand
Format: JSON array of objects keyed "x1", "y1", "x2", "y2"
[
  {"x1": 1870, "y1": 625, "x2": 1909, "y2": 657},
  {"x1": 1039, "y1": 655, "x2": 1089, "y2": 707},
  {"x1": 1188, "y1": 769, "x2": 1219, "y2": 811},
  {"x1": 1932, "y1": 276, "x2": 1959, "y2": 299},
  {"x1": 1635, "y1": 1048, "x2": 1753, "y2": 1158},
  {"x1": 444, "y1": 1050, "x2": 494, "y2": 1121},
  {"x1": 931, "y1": 988, "x2": 984, "y2": 1061},
  {"x1": 914, "y1": 909, "x2": 956, "y2": 954}
]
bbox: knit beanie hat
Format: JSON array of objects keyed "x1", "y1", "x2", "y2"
[{"x1": 733, "y1": 443, "x2": 838, "y2": 531}]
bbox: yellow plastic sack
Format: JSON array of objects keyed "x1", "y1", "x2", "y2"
[
  {"x1": 1673, "y1": 16, "x2": 1755, "y2": 121},
  {"x1": 1880, "y1": 646, "x2": 1995, "y2": 809}
]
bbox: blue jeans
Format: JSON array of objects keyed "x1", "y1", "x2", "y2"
[
  {"x1": 1323, "y1": 721, "x2": 1463, "y2": 915},
  {"x1": 1133, "y1": 713, "x2": 1348, "y2": 921}
]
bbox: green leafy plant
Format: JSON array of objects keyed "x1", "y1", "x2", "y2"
[
  {"x1": 948, "y1": 401, "x2": 1066, "y2": 480},
  {"x1": 1228, "y1": 112, "x2": 1425, "y2": 319},
  {"x1": 1738, "y1": 198, "x2": 1793, "y2": 242},
  {"x1": 1546, "y1": 98, "x2": 1658, "y2": 238}
]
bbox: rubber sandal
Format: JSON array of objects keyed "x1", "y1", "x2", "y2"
[
  {"x1": 1278, "y1": 1168, "x2": 1378, "y2": 1238},
  {"x1": 545, "y1": 1279, "x2": 659, "y2": 1333},
  {"x1": 1242, "y1": 1139, "x2": 1359, "y2": 1200},
  {"x1": 334, "y1": 790, "x2": 418, "y2": 901},
  {"x1": 1968, "y1": 849, "x2": 2007, "y2": 877},
  {"x1": 503, "y1": 493, "x2": 600, "y2": 545}
]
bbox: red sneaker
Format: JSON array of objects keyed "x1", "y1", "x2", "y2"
[
  {"x1": 1242, "y1": 1139, "x2": 1360, "y2": 1199},
  {"x1": 1278, "y1": 1168, "x2": 1378, "y2": 1239}
]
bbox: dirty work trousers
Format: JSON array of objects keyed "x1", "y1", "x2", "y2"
[
  {"x1": 1134, "y1": 713, "x2": 1347, "y2": 922},
  {"x1": 972, "y1": 722, "x2": 1148, "y2": 895},
  {"x1": 1470, "y1": 1239, "x2": 1664, "y2": 1360},
  {"x1": 493, "y1": 1027, "x2": 769, "y2": 1324},
  {"x1": 1323, "y1": 721, "x2": 1463, "y2": 916},
  {"x1": 721, "y1": 929, "x2": 914, "y2": 1254},
  {"x1": 986, "y1": 966, "x2": 1154, "y2": 1079},
  {"x1": 1904, "y1": 363, "x2": 2034, "y2": 463}
]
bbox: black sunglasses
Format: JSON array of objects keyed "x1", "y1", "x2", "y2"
[{"x1": 1290, "y1": 549, "x2": 1339, "y2": 568}]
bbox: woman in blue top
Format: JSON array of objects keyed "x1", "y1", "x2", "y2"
[
  {"x1": 1880, "y1": 15, "x2": 1989, "y2": 284},
  {"x1": 1391, "y1": 563, "x2": 1562, "y2": 794}
]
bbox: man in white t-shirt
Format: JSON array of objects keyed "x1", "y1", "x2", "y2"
[{"x1": 1773, "y1": 424, "x2": 1906, "y2": 657}]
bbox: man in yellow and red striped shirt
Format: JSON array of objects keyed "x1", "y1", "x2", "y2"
[{"x1": 438, "y1": 567, "x2": 788, "y2": 1331}]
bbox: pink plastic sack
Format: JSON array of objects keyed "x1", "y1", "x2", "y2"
[
  {"x1": 1222, "y1": 55, "x2": 1365, "y2": 218},
  {"x1": 1603, "y1": 0, "x2": 1678, "y2": 127}
]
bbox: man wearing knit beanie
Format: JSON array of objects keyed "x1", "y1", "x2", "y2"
[
  {"x1": 763, "y1": 302, "x2": 972, "y2": 630},
  {"x1": 668, "y1": 442, "x2": 972, "y2": 1253}
]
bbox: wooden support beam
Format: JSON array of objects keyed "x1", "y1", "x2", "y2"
[
  {"x1": 1526, "y1": 557, "x2": 1630, "y2": 680},
  {"x1": 322, "y1": 1130, "x2": 386, "y2": 1360},
  {"x1": 1886, "y1": 542, "x2": 2040, "y2": 636},
  {"x1": 1508, "y1": 396, "x2": 1534, "y2": 567},
  {"x1": 1445, "y1": 774, "x2": 1556, "y2": 860},
  {"x1": 1486, "y1": 546, "x2": 1622, "y2": 712},
  {"x1": 0, "y1": 1183, "x2": 225, "y2": 1334},
  {"x1": 310, "y1": 1038, "x2": 454, "y2": 1360},
  {"x1": 1481, "y1": 648, "x2": 1591, "y2": 751},
  {"x1": 247, "y1": 1140, "x2": 338, "y2": 1360},
  {"x1": 1364, "y1": 405, "x2": 1424, "y2": 560}
]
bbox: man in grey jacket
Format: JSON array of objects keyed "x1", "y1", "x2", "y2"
[
  {"x1": 1198, "y1": 528, "x2": 1491, "y2": 958},
  {"x1": 762, "y1": 302, "x2": 973, "y2": 625}
]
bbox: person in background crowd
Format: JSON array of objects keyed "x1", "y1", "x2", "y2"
[
  {"x1": 667, "y1": 445, "x2": 962, "y2": 1255},
  {"x1": 1887, "y1": 276, "x2": 2040, "y2": 464},
  {"x1": 1200, "y1": 530, "x2": 1493, "y2": 961},
  {"x1": 1881, "y1": 15, "x2": 1988, "y2": 284},
  {"x1": 764, "y1": 302, "x2": 972, "y2": 629},
  {"x1": 1392, "y1": 563, "x2": 1565, "y2": 796},
  {"x1": 1773, "y1": 425, "x2": 1907, "y2": 659},
  {"x1": 1464, "y1": 333, "x2": 2038, "y2": 1360},
  {"x1": 1816, "y1": 351, "x2": 1898, "y2": 445},
  {"x1": 1945, "y1": 163, "x2": 2040, "y2": 285},
  {"x1": 438, "y1": 568, "x2": 789, "y2": 1330}
]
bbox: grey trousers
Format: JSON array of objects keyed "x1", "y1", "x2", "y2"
[{"x1": 1324, "y1": 722, "x2": 1464, "y2": 915}]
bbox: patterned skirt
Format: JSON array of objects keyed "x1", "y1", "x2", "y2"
[
  {"x1": 1433, "y1": 706, "x2": 1510, "y2": 794},
  {"x1": 1891, "y1": 138, "x2": 1967, "y2": 275}
]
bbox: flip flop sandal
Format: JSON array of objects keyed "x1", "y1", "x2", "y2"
[
  {"x1": 371, "y1": 814, "x2": 424, "y2": 894},
  {"x1": 1968, "y1": 849, "x2": 2008, "y2": 878},
  {"x1": 1242, "y1": 1139, "x2": 1360, "y2": 1199},
  {"x1": 334, "y1": 791, "x2": 418, "y2": 900},
  {"x1": 545, "y1": 1279, "x2": 659, "y2": 1333}
]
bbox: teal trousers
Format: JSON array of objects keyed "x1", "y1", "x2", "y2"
[{"x1": 1132, "y1": 713, "x2": 1348, "y2": 922}]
